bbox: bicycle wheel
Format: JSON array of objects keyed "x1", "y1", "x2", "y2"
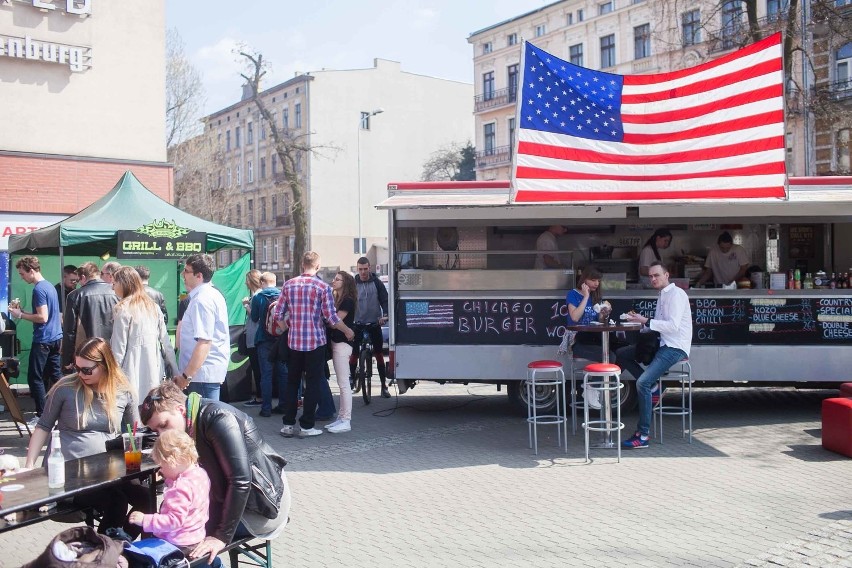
[{"x1": 360, "y1": 348, "x2": 372, "y2": 405}]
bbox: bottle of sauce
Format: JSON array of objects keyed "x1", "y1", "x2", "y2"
[
  {"x1": 794, "y1": 268, "x2": 801, "y2": 289},
  {"x1": 803, "y1": 273, "x2": 813, "y2": 289},
  {"x1": 48, "y1": 430, "x2": 65, "y2": 489},
  {"x1": 814, "y1": 270, "x2": 826, "y2": 289},
  {"x1": 830, "y1": 272, "x2": 837, "y2": 289},
  {"x1": 787, "y1": 269, "x2": 795, "y2": 290}
]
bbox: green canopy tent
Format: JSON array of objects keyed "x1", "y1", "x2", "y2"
[{"x1": 8, "y1": 171, "x2": 256, "y2": 401}]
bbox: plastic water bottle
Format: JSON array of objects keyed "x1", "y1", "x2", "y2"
[{"x1": 47, "y1": 430, "x2": 65, "y2": 488}]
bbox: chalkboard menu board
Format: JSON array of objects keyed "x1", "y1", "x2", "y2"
[{"x1": 396, "y1": 296, "x2": 852, "y2": 346}]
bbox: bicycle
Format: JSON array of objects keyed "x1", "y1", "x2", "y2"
[{"x1": 351, "y1": 322, "x2": 379, "y2": 405}]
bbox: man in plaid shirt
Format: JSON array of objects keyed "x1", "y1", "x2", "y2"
[{"x1": 277, "y1": 251, "x2": 354, "y2": 437}]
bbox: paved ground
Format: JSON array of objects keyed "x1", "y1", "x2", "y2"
[{"x1": 1, "y1": 381, "x2": 851, "y2": 567}]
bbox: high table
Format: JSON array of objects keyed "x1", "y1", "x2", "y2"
[
  {"x1": 0, "y1": 450, "x2": 158, "y2": 534},
  {"x1": 565, "y1": 322, "x2": 641, "y2": 448}
]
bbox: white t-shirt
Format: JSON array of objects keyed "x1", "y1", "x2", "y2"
[
  {"x1": 534, "y1": 231, "x2": 559, "y2": 269},
  {"x1": 705, "y1": 244, "x2": 750, "y2": 285}
]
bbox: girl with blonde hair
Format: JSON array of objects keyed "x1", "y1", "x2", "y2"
[
  {"x1": 111, "y1": 266, "x2": 177, "y2": 398},
  {"x1": 242, "y1": 269, "x2": 263, "y2": 407}
]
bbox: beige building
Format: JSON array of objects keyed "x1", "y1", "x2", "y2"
[
  {"x1": 0, "y1": 0, "x2": 171, "y2": 214},
  {"x1": 203, "y1": 59, "x2": 473, "y2": 279},
  {"x1": 468, "y1": 0, "x2": 806, "y2": 181}
]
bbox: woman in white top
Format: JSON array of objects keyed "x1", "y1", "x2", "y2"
[
  {"x1": 639, "y1": 229, "x2": 672, "y2": 288},
  {"x1": 111, "y1": 266, "x2": 177, "y2": 398}
]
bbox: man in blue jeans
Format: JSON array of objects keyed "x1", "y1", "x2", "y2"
[
  {"x1": 10, "y1": 256, "x2": 63, "y2": 426},
  {"x1": 616, "y1": 261, "x2": 692, "y2": 449},
  {"x1": 251, "y1": 272, "x2": 289, "y2": 417}
]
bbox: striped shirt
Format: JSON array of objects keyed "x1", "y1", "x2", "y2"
[{"x1": 275, "y1": 274, "x2": 340, "y2": 352}]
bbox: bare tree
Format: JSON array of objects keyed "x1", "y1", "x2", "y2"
[
  {"x1": 166, "y1": 28, "x2": 205, "y2": 148},
  {"x1": 238, "y1": 48, "x2": 311, "y2": 264},
  {"x1": 170, "y1": 130, "x2": 234, "y2": 224},
  {"x1": 421, "y1": 142, "x2": 477, "y2": 181}
]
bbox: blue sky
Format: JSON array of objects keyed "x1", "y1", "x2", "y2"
[{"x1": 166, "y1": 0, "x2": 549, "y2": 116}]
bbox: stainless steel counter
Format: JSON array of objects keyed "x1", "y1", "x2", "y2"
[{"x1": 397, "y1": 268, "x2": 575, "y2": 291}]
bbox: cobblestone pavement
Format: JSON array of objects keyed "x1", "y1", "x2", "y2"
[{"x1": 1, "y1": 382, "x2": 850, "y2": 567}]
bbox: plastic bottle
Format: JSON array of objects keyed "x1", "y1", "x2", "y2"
[
  {"x1": 803, "y1": 273, "x2": 813, "y2": 289},
  {"x1": 830, "y1": 272, "x2": 837, "y2": 289},
  {"x1": 794, "y1": 268, "x2": 801, "y2": 289},
  {"x1": 787, "y1": 269, "x2": 794, "y2": 290},
  {"x1": 47, "y1": 430, "x2": 65, "y2": 489}
]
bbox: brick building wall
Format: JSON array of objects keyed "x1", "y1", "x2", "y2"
[{"x1": 0, "y1": 153, "x2": 173, "y2": 214}]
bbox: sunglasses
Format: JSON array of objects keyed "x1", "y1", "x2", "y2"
[{"x1": 75, "y1": 364, "x2": 98, "y2": 376}]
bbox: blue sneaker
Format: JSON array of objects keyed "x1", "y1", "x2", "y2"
[
  {"x1": 651, "y1": 383, "x2": 665, "y2": 406},
  {"x1": 622, "y1": 431, "x2": 649, "y2": 449}
]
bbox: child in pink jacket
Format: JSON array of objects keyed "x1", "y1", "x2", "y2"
[{"x1": 129, "y1": 429, "x2": 210, "y2": 553}]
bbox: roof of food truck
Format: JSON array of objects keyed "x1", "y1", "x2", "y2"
[{"x1": 378, "y1": 178, "x2": 852, "y2": 211}]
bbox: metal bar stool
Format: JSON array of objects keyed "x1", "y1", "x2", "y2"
[
  {"x1": 567, "y1": 355, "x2": 595, "y2": 435},
  {"x1": 526, "y1": 360, "x2": 568, "y2": 455},
  {"x1": 582, "y1": 363, "x2": 624, "y2": 463},
  {"x1": 653, "y1": 358, "x2": 693, "y2": 443}
]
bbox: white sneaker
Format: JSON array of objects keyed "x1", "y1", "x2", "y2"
[
  {"x1": 27, "y1": 416, "x2": 40, "y2": 428},
  {"x1": 300, "y1": 427, "x2": 323, "y2": 437},
  {"x1": 324, "y1": 419, "x2": 342, "y2": 430},
  {"x1": 280, "y1": 425, "x2": 295, "y2": 438},
  {"x1": 327, "y1": 420, "x2": 351, "y2": 434},
  {"x1": 583, "y1": 386, "x2": 602, "y2": 410}
]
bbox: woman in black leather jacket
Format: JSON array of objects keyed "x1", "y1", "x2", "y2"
[{"x1": 140, "y1": 382, "x2": 290, "y2": 565}]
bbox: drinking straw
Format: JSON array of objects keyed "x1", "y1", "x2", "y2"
[
  {"x1": 126, "y1": 424, "x2": 137, "y2": 453},
  {"x1": 132, "y1": 420, "x2": 138, "y2": 437}
]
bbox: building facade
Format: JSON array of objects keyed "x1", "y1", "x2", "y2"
[
  {"x1": 0, "y1": 0, "x2": 171, "y2": 226},
  {"x1": 468, "y1": 0, "x2": 807, "y2": 181},
  {"x1": 202, "y1": 58, "x2": 473, "y2": 280}
]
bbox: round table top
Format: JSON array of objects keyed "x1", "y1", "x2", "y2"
[{"x1": 565, "y1": 322, "x2": 644, "y2": 332}]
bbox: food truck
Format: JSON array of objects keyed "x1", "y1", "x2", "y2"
[{"x1": 378, "y1": 178, "x2": 852, "y2": 413}]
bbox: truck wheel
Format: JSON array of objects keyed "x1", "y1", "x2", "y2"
[{"x1": 507, "y1": 380, "x2": 559, "y2": 415}]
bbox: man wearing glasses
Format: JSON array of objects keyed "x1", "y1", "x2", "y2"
[
  {"x1": 173, "y1": 254, "x2": 230, "y2": 401},
  {"x1": 617, "y1": 261, "x2": 692, "y2": 449}
]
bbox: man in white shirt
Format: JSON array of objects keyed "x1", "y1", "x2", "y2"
[
  {"x1": 695, "y1": 231, "x2": 750, "y2": 287},
  {"x1": 616, "y1": 261, "x2": 692, "y2": 448},
  {"x1": 173, "y1": 254, "x2": 230, "y2": 401},
  {"x1": 533, "y1": 225, "x2": 567, "y2": 269}
]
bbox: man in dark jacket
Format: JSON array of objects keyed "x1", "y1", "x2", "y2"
[
  {"x1": 61, "y1": 262, "x2": 118, "y2": 369},
  {"x1": 349, "y1": 257, "x2": 391, "y2": 398},
  {"x1": 250, "y1": 272, "x2": 288, "y2": 417},
  {"x1": 134, "y1": 265, "x2": 168, "y2": 324}
]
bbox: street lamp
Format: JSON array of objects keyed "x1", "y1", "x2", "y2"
[{"x1": 356, "y1": 108, "x2": 384, "y2": 255}]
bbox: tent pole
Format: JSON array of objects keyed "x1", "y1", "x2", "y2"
[{"x1": 58, "y1": 245, "x2": 65, "y2": 314}]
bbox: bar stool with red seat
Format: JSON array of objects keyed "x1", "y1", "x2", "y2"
[
  {"x1": 526, "y1": 360, "x2": 568, "y2": 455},
  {"x1": 582, "y1": 362, "x2": 624, "y2": 463},
  {"x1": 653, "y1": 358, "x2": 693, "y2": 443}
]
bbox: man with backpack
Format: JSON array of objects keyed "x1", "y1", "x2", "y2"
[{"x1": 251, "y1": 272, "x2": 289, "y2": 417}]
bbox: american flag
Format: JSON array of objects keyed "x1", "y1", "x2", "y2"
[
  {"x1": 511, "y1": 33, "x2": 786, "y2": 203},
  {"x1": 405, "y1": 301, "x2": 454, "y2": 328}
]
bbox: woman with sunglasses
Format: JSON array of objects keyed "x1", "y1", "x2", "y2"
[
  {"x1": 139, "y1": 382, "x2": 290, "y2": 565},
  {"x1": 24, "y1": 337, "x2": 149, "y2": 534},
  {"x1": 111, "y1": 266, "x2": 177, "y2": 399}
]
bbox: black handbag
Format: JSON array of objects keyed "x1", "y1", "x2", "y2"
[
  {"x1": 237, "y1": 330, "x2": 249, "y2": 356},
  {"x1": 269, "y1": 332, "x2": 290, "y2": 363},
  {"x1": 635, "y1": 331, "x2": 661, "y2": 365}
]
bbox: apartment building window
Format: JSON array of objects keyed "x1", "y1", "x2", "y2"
[
  {"x1": 273, "y1": 237, "x2": 280, "y2": 260},
  {"x1": 508, "y1": 117, "x2": 516, "y2": 155},
  {"x1": 507, "y1": 33, "x2": 518, "y2": 46},
  {"x1": 721, "y1": 0, "x2": 742, "y2": 48},
  {"x1": 600, "y1": 34, "x2": 616, "y2": 68},
  {"x1": 483, "y1": 71, "x2": 495, "y2": 101},
  {"x1": 283, "y1": 193, "x2": 291, "y2": 225},
  {"x1": 838, "y1": 129, "x2": 851, "y2": 173},
  {"x1": 235, "y1": 203, "x2": 241, "y2": 225},
  {"x1": 247, "y1": 160, "x2": 253, "y2": 183},
  {"x1": 599, "y1": 1, "x2": 613, "y2": 15},
  {"x1": 247, "y1": 122, "x2": 253, "y2": 144},
  {"x1": 767, "y1": 0, "x2": 786, "y2": 20},
  {"x1": 217, "y1": 171, "x2": 222, "y2": 188},
  {"x1": 260, "y1": 157, "x2": 266, "y2": 179},
  {"x1": 535, "y1": 24, "x2": 546, "y2": 37},
  {"x1": 260, "y1": 122, "x2": 266, "y2": 140},
  {"x1": 272, "y1": 155, "x2": 278, "y2": 174},
  {"x1": 507, "y1": 64, "x2": 519, "y2": 101},
  {"x1": 836, "y1": 43, "x2": 852, "y2": 88},
  {"x1": 226, "y1": 167, "x2": 232, "y2": 187},
  {"x1": 217, "y1": 132, "x2": 222, "y2": 146},
  {"x1": 484, "y1": 123, "x2": 496, "y2": 155},
  {"x1": 247, "y1": 199, "x2": 254, "y2": 225},
  {"x1": 634, "y1": 24, "x2": 651, "y2": 60},
  {"x1": 295, "y1": 103, "x2": 302, "y2": 128},
  {"x1": 283, "y1": 107, "x2": 289, "y2": 129},
  {"x1": 226, "y1": 130, "x2": 231, "y2": 151},
  {"x1": 567, "y1": 12, "x2": 573, "y2": 25},
  {"x1": 262, "y1": 238, "x2": 269, "y2": 263},
  {"x1": 482, "y1": 42, "x2": 492, "y2": 55},
  {"x1": 235, "y1": 126, "x2": 241, "y2": 148},
  {"x1": 260, "y1": 197, "x2": 267, "y2": 223},
  {"x1": 578, "y1": 9, "x2": 584, "y2": 21},
  {"x1": 682, "y1": 9, "x2": 701, "y2": 46},
  {"x1": 236, "y1": 164, "x2": 241, "y2": 186},
  {"x1": 837, "y1": 0, "x2": 852, "y2": 6},
  {"x1": 569, "y1": 43, "x2": 584, "y2": 66},
  {"x1": 271, "y1": 194, "x2": 278, "y2": 219}
]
